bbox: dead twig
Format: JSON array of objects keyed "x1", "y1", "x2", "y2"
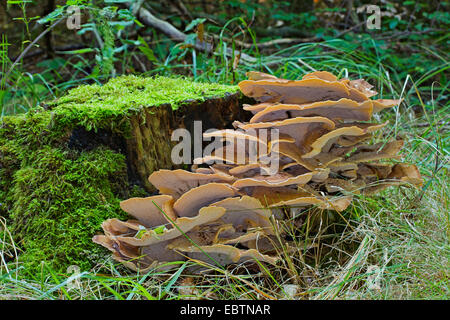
[
  {"x1": 128, "y1": 2, "x2": 258, "y2": 64},
  {"x1": 208, "y1": 34, "x2": 317, "y2": 49},
  {"x1": 5, "y1": 17, "x2": 64, "y2": 82}
]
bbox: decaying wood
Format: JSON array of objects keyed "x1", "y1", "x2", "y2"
[{"x1": 126, "y1": 92, "x2": 248, "y2": 191}]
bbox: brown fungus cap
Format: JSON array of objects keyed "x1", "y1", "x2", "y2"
[
  {"x1": 346, "y1": 79, "x2": 378, "y2": 97},
  {"x1": 194, "y1": 145, "x2": 254, "y2": 166},
  {"x1": 173, "y1": 183, "x2": 236, "y2": 217},
  {"x1": 92, "y1": 234, "x2": 140, "y2": 260},
  {"x1": 228, "y1": 163, "x2": 276, "y2": 177},
  {"x1": 249, "y1": 99, "x2": 373, "y2": 123},
  {"x1": 237, "y1": 116, "x2": 335, "y2": 150},
  {"x1": 246, "y1": 71, "x2": 282, "y2": 81},
  {"x1": 302, "y1": 122, "x2": 388, "y2": 159},
  {"x1": 113, "y1": 241, "x2": 187, "y2": 273},
  {"x1": 244, "y1": 186, "x2": 352, "y2": 213},
  {"x1": 209, "y1": 196, "x2": 273, "y2": 234},
  {"x1": 232, "y1": 172, "x2": 315, "y2": 189},
  {"x1": 238, "y1": 77, "x2": 361, "y2": 104},
  {"x1": 148, "y1": 169, "x2": 235, "y2": 199},
  {"x1": 120, "y1": 195, "x2": 177, "y2": 228},
  {"x1": 346, "y1": 140, "x2": 404, "y2": 163},
  {"x1": 243, "y1": 102, "x2": 276, "y2": 114},
  {"x1": 172, "y1": 243, "x2": 278, "y2": 267},
  {"x1": 270, "y1": 141, "x2": 324, "y2": 171},
  {"x1": 203, "y1": 128, "x2": 296, "y2": 147},
  {"x1": 372, "y1": 99, "x2": 402, "y2": 112},
  {"x1": 325, "y1": 178, "x2": 366, "y2": 194},
  {"x1": 114, "y1": 206, "x2": 227, "y2": 246},
  {"x1": 167, "y1": 224, "x2": 269, "y2": 252},
  {"x1": 302, "y1": 71, "x2": 338, "y2": 82}
]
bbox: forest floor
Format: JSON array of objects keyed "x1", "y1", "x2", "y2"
[
  {"x1": 0, "y1": 1, "x2": 448, "y2": 300},
  {"x1": 1, "y1": 41, "x2": 448, "y2": 299}
]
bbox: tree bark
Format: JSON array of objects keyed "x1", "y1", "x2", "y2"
[{"x1": 125, "y1": 92, "x2": 250, "y2": 191}]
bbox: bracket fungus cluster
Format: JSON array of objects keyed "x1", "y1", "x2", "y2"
[{"x1": 93, "y1": 71, "x2": 422, "y2": 272}]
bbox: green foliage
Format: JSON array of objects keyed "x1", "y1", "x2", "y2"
[
  {"x1": 1, "y1": 0, "x2": 447, "y2": 117},
  {"x1": 91, "y1": 7, "x2": 118, "y2": 78}
]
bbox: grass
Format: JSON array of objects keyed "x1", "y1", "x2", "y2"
[{"x1": 0, "y1": 27, "x2": 448, "y2": 299}]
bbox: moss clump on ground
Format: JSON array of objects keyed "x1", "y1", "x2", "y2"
[{"x1": 0, "y1": 75, "x2": 239, "y2": 273}]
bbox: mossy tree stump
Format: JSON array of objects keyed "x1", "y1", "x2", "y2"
[{"x1": 0, "y1": 75, "x2": 249, "y2": 271}]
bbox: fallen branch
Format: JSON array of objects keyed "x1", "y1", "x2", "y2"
[
  {"x1": 208, "y1": 34, "x2": 317, "y2": 49},
  {"x1": 128, "y1": 2, "x2": 257, "y2": 64}
]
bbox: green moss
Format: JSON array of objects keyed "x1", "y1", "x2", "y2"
[
  {"x1": 11, "y1": 146, "x2": 129, "y2": 271},
  {"x1": 55, "y1": 75, "x2": 237, "y2": 110},
  {"x1": 0, "y1": 75, "x2": 238, "y2": 273},
  {"x1": 50, "y1": 75, "x2": 239, "y2": 132}
]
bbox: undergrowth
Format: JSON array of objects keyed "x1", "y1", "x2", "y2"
[
  {"x1": 0, "y1": 0, "x2": 448, "y2": 300},
  {"x1": 1, "y1": 63, "x2": 448, "y2": 299}
]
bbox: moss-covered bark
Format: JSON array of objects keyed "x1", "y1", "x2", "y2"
[
  {"x1": 0, "y1": 75, "x2": 246, "y2": 272},
  {"x1": 126, "y1": 93, "x2": 246, "y2": 191}
]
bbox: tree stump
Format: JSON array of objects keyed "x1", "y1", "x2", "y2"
[{"x1": 0, "y1": 75, "x2": 250, "y2": 270}]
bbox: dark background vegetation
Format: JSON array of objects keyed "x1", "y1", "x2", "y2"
[{"x1": 0, "y1": 0, "x2": 448, "y2": 116}]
